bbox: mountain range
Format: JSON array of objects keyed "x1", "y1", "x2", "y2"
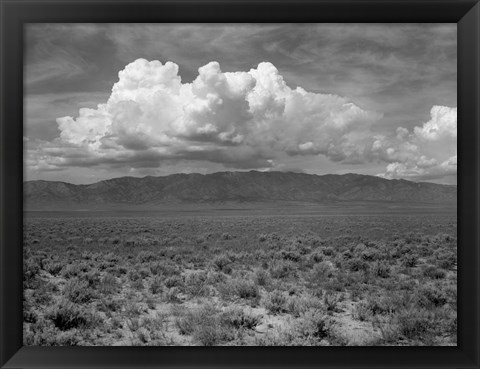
[{"x1": 24, "y1": 171, "x2": 457, "y2": 211}]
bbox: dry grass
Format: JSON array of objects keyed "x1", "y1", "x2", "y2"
[{"x1": 23, "y1": 212, "x2": 457, "y2": 346}]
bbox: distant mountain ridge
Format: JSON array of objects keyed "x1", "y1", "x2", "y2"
[{"x1": 24, "y1": 171, "x2": 456, "y2": 210}]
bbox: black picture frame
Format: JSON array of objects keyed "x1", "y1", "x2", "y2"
[{"x1": 1, "y1": 0, "x2": 479, "y2": 368}]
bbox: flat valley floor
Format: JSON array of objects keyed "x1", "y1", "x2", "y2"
[{"x1": 23, "y1": 203, "x2": 457, "y2": 346}]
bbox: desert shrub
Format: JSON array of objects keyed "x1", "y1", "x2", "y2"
[
  {"x1": 103, "y1": 252, "x2": 119, "y2": 263},
  {"x1": 433, "y1": 306, "x2": 457, "y2": 338},
  {"x1": 136, "y1": 251, "x2": 157, "y2": 263},
  {"x1": 24, "y1": 322, "x2": 82, "y2": 346},
  {"x1": 128, "y1": 270, "x2": 142, "y2": 282},
  {"x1": 365, "y1": 293, "x2": 404, "y2": 316},
  {"x1": 286, "y1": 294, "x2": 324, "y2": 317},
  {"x1": 417, "y1": 285, "x2": 448, "y2": 308},
  {"x1": 310, "y1": 251, "x2": 324, "y2": 263},
  {"x1": 347, "y1": 258, "x2": 369, "y2": 272},
  {"x1": 395, "y1": 279, "x2": 417, "y2": 293},
  {"x1": 308, "y1": 262, "x2": 334, "y2": 284},
  {"x1": 83, "y1": 271, "x2": 101, "y2": 289},
  {"x1": 24, "y1": 308, "x2": 38, "y2": 323},
  {"x1": 372, "y1": 316, "x2": 400, "y2": 344},
  {"x1": 48, "y1": 301, "x2": 98, "y2": 331},
  {"x1": 61, "y1": 262, "x2": 89, "y2": 278},
  {"x1": 323, "y1": 292, "x2": 342, "y2": 312},
  {"x1": 141, "y1": 314, "x2": 169, "y2": 341},
  {"x1": 433, "y1": 250, "x2": 457, "y2": 269},
  {"x1": 98, "y1": 298, "x2": 123, "y2": 313},
  {"x1": 31, "y1": 278, "x2": 58, "y2": 304},
  {"x1": 125, "y1": 302, "x2": 145, "y2": 317},
  {"x1": 444, "y1": 284, "x2": 457, "y2": 304},
  {"x1": 98, "y1": 257, "x2": 118, "y2": 271},
  {"x1": 371, "y1": 262, "x2": 390, "y2": 278},
  {"x1": 234, "y1": 279, "x2": 260, "y2": 300},
  {"x1": 136, "y1": 327, "x2": 151, "y2": 343},
  {"x1": 423, "y1": 266, "x2": 446, "y2": 279},
  {"x1": 342, "y1": 250, "x2": 353, "y2": 260},
  {"x1": 99, "y1": 274, "x2": 120, "y2": 295},
  {"x1": 110, "y1": 317, "x2": 124, "y2": 331},
  {"x1": 263, "y1": 290, "x2": 288, "y2": 314},
  {"x1": 404, "y1": 233, "x2": 423, "y2": 245},
  {"x1": 217, "y1": 277, "x2": 259, "y2": 303},
  {"x1": 278, "y1": 249, "x2": 301, "y2": 262},
  {"x1": 138, "y1": 268, "x2": 151, "y2": 278},
  {"x1": 258, "y1": 232, "x2": 281, "y2": 244},
  {"x1": 193, "y1": 322, "x2": 233, "y2": 346},
  {"x1": 395, "y1": 240, "x2": 414, "y2": 253},
  {"x1": 64, "y1": 278, "x2": 96, "y2": 303},
  {"x1": 255, "y1": 313, "x2": 345, "y2": 346},
  {"x1": 172, "y1": 253, "x2": 189, "y2": 265},
  {"x1": 402, "y1": 254, "x2": 417, "y2": 268},
  {"x1": 44, "y1": 260, "x2": 64, "y2": 276},
  {"x1": 23, "y1": 211, "x2": 458, "y2": 346},
  {"x1": 437, "y1": 258, "x2": 456, "y2": 270},
  {"x1": 184, "y1": 271, "x2": 210, "y2": 297},
  {"x1": 163, "y1": 286, "x2": 182, "y2": 303},
  {"x1": 433, "y1": 233, "x2": 455, "y2": 244},
  {"x1": 270, "y1": 260, "x2": 296, "y2": 279},
  {"x1": 216, "y1": 280, "x2": 236, "y2": 301},
  {"x1": 253, "y1": 268, "x2": 271, "y2": 287},
  {"x1": 353, "y1": 242, "x2": 367, "y2": 252},
  {"x1": 352, "y1": 301, "x2": 371, "y2": 321},
  {"x1": 164, "y1": 275, "x2": 184, "y2": 288},
  {"x1": 252, "y1": 327, "x2": 297, "y2": 346},
  {"x1": 143, "y1": 295, "x2": 156, "y2": 310},
  {"x1": 415, "y1": 244, "x2": 432, "y2": 257},
  {"x1": 361, "y1": 248, "x2": 381, "y2": 262},
  {"x1": 221, "y1": 232, "x2": 233, "y2": 240},
  {"x1": 323, "y1": 247, "x2": 334, "y2": 256},
  {"x1": 195, "y1": 234, "x2": 206, "y2": 244},
  {"x1": 295, "y1": 309, "x2": 336, "y2": 342},
  {"x1": 109, "y1": 237, "x2": 121, "y2": 245},
  {"x1": 397, "y1": 308, "x2": 434, "y2": 340},
  {"x1": 150, "y1": 261, "x2": 179, "y2": 277},
  {"x1": 175, "y1": 303, "x2": 234, "y2": 345},
  {"x1": 323, "y1": 274, "x2": 347, "y2": 293},
  {"x1": 150, "y1": 277, "x2": 164, "y2": 295},
  {"x1": 212, "y1": 254, "x2": 232, "y2": 273},
  {"x1": 124, "y1": 238, "x2": 139, "y2": 247},
  {"x1": 205, "y1": 270, "x2": 227, "y2": 285},
  {"x1": 127, "y1": 317, "x2": 141, "y2": 331},
  {"x1": 348, "y1": 283, "x2": 364, "y2": 301},
  {"x1": 23, "y1": 258, "x2": 41, "y2": 288},
  {"x1": 109, "y1": 265, "x2": 128, "y2": 277},
  {"x1": 220, "y1": 307, "x2": 261, "y2": 330},
  {"x1": 130, "y1": 279, "x2": 144, "y2": 291}
]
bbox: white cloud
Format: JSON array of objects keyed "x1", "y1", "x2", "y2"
[
  {"x1": 27, "y1": 58, "x2": 456, "y2": 182},
  {"x1": 413, "y1": 105, "x2": 457, "y2": 141},
  {"x1": 28, "y1": 58, "x2": 382, "y2": 172},
  {"x1": 375, "y1": 105, "x2": 457, "y2": 180}
]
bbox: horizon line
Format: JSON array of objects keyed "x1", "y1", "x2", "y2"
[{"x1": 24, "y1": 170, "x2": 457, "y2": 187}]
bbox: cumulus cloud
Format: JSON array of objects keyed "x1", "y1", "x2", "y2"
[
  {"x1": 26, "y1": 58, "x2": 456, "y2": 182},
  {"x1": 374, "y1": 106, "x2": 457, "y2": 180},
  {"x1": 28, "y1": 58, "x2": 382, "y2": 172}
]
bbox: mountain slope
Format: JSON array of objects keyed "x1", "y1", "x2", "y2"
[{"x1": 24, "y1": 171, "x2": 456, "y2": 210}]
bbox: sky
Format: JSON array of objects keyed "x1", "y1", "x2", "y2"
[{"x1": 24, "y1": 24, "x2": 457, "y2": 184}]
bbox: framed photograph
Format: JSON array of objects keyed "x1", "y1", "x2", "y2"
[{"x1": 1, "y1": 0, "x2": 479, "y2": 368}]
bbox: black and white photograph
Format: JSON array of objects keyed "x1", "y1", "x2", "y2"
[{"x1": 23, "y1": 23, "x2": 457, "y2": 346}]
